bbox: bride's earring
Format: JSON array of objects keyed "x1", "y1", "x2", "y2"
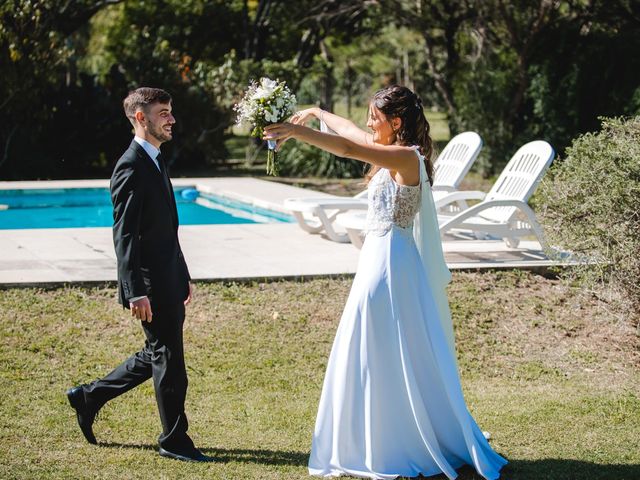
[
  {"x1": 391, "y1": 127, "x2": 399, "y2": 143},
  {"x1": 391, "y1": 119, "x2": 401, "y2": 143}
]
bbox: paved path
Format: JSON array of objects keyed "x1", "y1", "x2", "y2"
[{"x1": 0, "y1": 177, "x2": 557, "y2": 286}]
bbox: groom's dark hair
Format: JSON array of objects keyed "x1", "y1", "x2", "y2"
[{"x1": 123, "y1": 87, "x2": 172, "y2": 124}]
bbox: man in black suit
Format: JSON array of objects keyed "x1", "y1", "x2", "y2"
[{"x1": 66, "y1": 87, "x2": 209, "y2": 462}]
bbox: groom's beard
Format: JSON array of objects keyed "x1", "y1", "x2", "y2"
[{"x1": 149, "y1": 123, "x2": 172, "y2": 144}]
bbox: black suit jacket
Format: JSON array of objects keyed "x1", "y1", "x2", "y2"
[{"x1": 110, "y1": 140, "x2": 190, "y2": 307}]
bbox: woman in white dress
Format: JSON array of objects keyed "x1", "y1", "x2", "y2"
[{"x1": 264, "y1": 85, "x2": 507, "y2": 480}]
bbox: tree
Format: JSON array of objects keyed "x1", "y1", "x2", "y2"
[
  {"x1": 387, "y1": 0, "x2": 640, "y2": 175},
  {"x1": 0, "y1": 0, "x2": 123, "y2": 177}
]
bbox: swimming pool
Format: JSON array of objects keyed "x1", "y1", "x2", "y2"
[{"x1": 0, "y1": 187, "x2": 293, "y2": 229}]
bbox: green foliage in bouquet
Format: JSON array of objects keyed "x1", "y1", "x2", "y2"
[{"x1": 539, "y1": 117, "x2": 640, "y2": 321}]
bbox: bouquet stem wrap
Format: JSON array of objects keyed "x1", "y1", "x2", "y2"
[{"x1": 266, "y1": 140, "x2": 278, "y2": 175}]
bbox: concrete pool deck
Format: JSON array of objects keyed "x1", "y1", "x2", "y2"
[{"x1": 0, "y1": 177, "x2": 561, "y2": 287}]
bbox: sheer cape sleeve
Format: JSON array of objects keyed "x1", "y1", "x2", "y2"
[{"x1": 413, "y1": 150, "x2": 456, "y2": 356}]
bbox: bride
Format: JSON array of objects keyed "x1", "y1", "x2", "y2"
[{"x1": 264, "y1": 85, "x2": 507, "y2": 480}]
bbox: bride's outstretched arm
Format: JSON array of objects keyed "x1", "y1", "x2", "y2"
[
  {"x1": 291, "y1": 107, "x2": 373, "y2": 145},
  {"x1": 264, "y1": 123, "x2": 418, "y2": 181}
]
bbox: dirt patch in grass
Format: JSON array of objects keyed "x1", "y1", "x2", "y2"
[{"x1": 449, "y1": 271, "x2": 639, "y2": 390}]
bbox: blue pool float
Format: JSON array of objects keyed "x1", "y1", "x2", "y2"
[{"x1": 181, "y1": 188, "x2": 199, "y2": 201}]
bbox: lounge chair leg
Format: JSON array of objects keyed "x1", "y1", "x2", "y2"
[
  {"x1": 345, "y1": 227, "x2": 364, "y2": 249},
  {"x1": 315, "y1": 209, "x2": 350, "y2": 243},
  {"x1": 504, "y1": 237, "x2": 520, "y2": 248},
  {"x1": 521, "y1": 209, "x2": 550, "y2": 252},
  {"x1": 292, "y1": 211, "x2": 323, "y2": 234}
]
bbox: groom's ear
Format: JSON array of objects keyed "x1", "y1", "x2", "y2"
[{"x1": 134, "y1": 110, "x2": 146, "y2": 124}]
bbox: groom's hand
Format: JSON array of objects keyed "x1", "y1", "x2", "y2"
[
  {"x1": 184, "y1": 283, "x2": 194, "y2": 306},
  {"x1": 130, "y1": 297, "x2": 153, "y2": 322}
]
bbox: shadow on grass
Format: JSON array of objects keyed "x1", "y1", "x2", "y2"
[
  {"x1": 200, "y1": 447, "x2": 309, "y2": 466},
  {"x1": 96, "y1": 446, "x2": 640, "y2": 478},
  {"x1": 99, "y1": 442, "x2": 156, "y2": 452},
  {"x1": 99, "y1": 443, "x2": 309, "y2": 466}
]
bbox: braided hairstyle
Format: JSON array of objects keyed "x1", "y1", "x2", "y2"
[{"x1": 365, "y1": 85, "x2": 434, "y2": 185}]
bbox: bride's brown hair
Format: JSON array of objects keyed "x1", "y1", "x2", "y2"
[{"x1": 364, "y1": 85, "x2": 435, "y2": 185}]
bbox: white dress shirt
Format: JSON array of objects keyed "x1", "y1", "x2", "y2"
[{"x1": 133, "y1": 136, "x2": 162, "y2": 171}]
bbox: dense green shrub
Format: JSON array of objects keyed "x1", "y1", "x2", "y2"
[{"x1": 539, "y1": 117, "x2": 640, "y2": 320}]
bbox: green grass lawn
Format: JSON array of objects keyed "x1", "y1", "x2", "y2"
[{"x1": 1, "y1": 272, "x2": 638, "y2": 479}]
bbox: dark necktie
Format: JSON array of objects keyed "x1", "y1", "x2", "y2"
[
  {"x1": 156, "y1": 153, "x2": 172, "y2": 194},
  {"x1": 157, "y1": 153, "x2": 178, "y2": 226}
]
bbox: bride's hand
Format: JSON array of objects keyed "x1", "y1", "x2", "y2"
[
  {"x1": 289, "y1": 108, "x2": 318, "y2": 126},
  {"x1": 264, "y1": 123, "x2": 299, "y2": 151}
]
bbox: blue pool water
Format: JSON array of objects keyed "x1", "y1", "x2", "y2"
[{"x1": 0, "y1": 187, "x2": 293, "y2": 229}]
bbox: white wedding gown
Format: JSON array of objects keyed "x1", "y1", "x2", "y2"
[{"x1": 308, "y1": 153, "x2": 507, "y2": 479}]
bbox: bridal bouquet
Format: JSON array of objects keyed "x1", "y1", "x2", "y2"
[{"x1": 234, "y1": 77, "x2": 297, "y2": 175}]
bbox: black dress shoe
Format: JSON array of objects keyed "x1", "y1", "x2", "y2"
[
  {"x1": 159, "y1": 447, "x2": 213, "y2": 463},
  {"x1": 66, "y1": 386, "x2": 98, "y2": 445}
]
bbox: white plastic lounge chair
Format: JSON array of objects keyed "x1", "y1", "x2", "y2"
[
  {"x1": 431, "y1": 132, "x2": 482, "y2": 188},
  {"x1": 431, "y1": 131, "x2": 482, "y2": 213},
  {"x1": 284, "y1": 190, "x2": 369, "y2": 243},
  {"x1": 284, "y1": 131, "x2": 482, "y2": 243},
  {"x1": 437, "y1": 140, "x2": 555, "y2": 248},
  {"x1": 337, "y1": 140, "x2": 555, "y2": 249}
]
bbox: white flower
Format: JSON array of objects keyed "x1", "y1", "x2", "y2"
[
  {"x1": 260, "y1": 77, "x2": 278, "y2": 90},
  {"x1": 265, "y1": 109, "x2": 279, "y2": 123},
  {"x1": 253, "y1": 87, "x2": 270, "y2": 100},
  {"x1": 253, "y1": 77, "x2": 278, "y2": 100}
]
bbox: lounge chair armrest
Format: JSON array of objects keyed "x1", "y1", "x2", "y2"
[
  {"x1": 439, "y1": 199, "x2": 537, "y2": 231},
  {"x1": 354, "y1": 190, "x2": 368, "y2": 199},
  {"x1": 310, "y1": 201, "x2": 368, "y2": 214},
  {"x1": 430, "y1": 186, "x2": 457, "y2": 193},
  {"x1": 434, "y1": 190, "x2": 486, "y2": 209},
  {"x1": 284, "y1": 197, "x2": 367, "y2": 213}
]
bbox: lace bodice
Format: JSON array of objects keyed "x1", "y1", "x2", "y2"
[{"x1": 365, "y1": 168, "x2": 421, "y2": 236}]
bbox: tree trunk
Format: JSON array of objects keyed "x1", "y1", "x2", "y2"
[
  {"x1": 245, "y1": 0, "x2": 273, "y2": 61},
  {"x1": 242, "y1": 0, "x2": 250, "y2": 59},
  {"x1": 403, "y1": 49, "x2": 412, "y2": 90},
  {"x1": 346, "y1": 59, "x2": 353, "y2": 118},
  {"x1": 0, "y1": 124, "x2": 18, "y2": 171},
  {"x1": 423, "y1": 33, "x2": 457, "y2": 123},
  {"x1": 319, "y1": 40, "x2": 334, "y2": 112}
]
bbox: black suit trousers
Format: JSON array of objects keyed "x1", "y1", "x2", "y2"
[{"x1": 82, "y1": 301, "x2": 194, "y2": 452}]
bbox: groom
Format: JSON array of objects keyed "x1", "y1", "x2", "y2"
[{"x1": 66, "y1": 87, "x2": 210, "y2": 462}]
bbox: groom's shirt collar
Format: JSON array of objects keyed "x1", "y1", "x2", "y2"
[{"x1": 133, "y1": 136, "x2": 161, "y2": 171}]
